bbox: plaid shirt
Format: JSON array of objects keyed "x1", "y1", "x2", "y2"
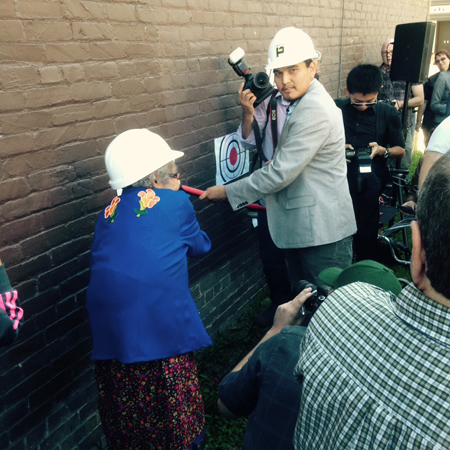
[
  {"x1": 378, "y1": 65, "x2": 416, "y2": 128},
  {"x1": 294, "y1": 281, "x2": 450, "y2": 449}
]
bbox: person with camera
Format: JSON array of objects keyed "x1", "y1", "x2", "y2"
[
  {"x1": 217, "y1": 259, "x2": 402, "y2": 450},
  {"x1": 217, "y1": 287, "x2": 311, "y2": 450},
  {"x1": 200, "y1": 27, "x2": 356, "y2": 288},
  {"x1": 335, "y1": 64, "x2": 405, "y2": 261},
  {"x1": 231, "y1": 54, "x2": 294, "y2": 327},
  {"x1": 294, "y1": 152, "x2": 450, "y2": 450},
  {"x1": 378, "y1": 39, "x2": 424, "y2": 171}
]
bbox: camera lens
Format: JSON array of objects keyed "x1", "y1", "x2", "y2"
[{"x1": 253, "y1": 72, "x2": 270, "y2": 89}]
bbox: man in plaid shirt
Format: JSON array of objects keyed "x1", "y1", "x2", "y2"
[{"x1": 294, "y1": 152, "x2": 450, "y2": 449}]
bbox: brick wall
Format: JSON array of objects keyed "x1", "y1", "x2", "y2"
[{"x1": 0, "y1": 1, "x2": 430, "y2": 448}]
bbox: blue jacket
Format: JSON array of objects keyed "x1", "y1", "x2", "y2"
[{"x1": 86, "y1": 187, "x2": 212, "y2": 363}]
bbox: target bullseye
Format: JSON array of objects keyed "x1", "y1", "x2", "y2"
[{"x1": 217, "y1": 134, "x2": 247, "y2": 183}]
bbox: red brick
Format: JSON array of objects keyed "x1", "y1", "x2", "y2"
[
  {"x1": 0, "y1": 66, "x2": 40, "y2": 89},
  {"x1": 1, "y1": 186, "x2": 73, "y2": 221},
  {"x1": 24, "y1": 85, "x2": 71, "y2": 108},
  {"x1": 63, "y1": 0, "x2": 106, "y2": 20},
  {"x1": 69, "y1": 81, "x2": 112, "y2": 102},
  {"x1": 0, "y1": 178, "x2": 31, "y2": 203},
  {"x1": 0, "y1": 21, "x2": 25, "y2": 42},
  {"x1": 72, "y1": 22, "x2": 112, "y2": 41},
  {"x1": 111, "y1": 78, "x2": 146, "y2": 96},
  {"x1": 39, "y1": 66, "x2": 64, "y2": 84},
  {"x1": 33, "y1": 126, "x2": 79, "y2": 151},
  {"x1": 24, "y1": 22, "x2": 72, "y2": 42},
  {"x1": 0, "y1": 134, "x2": 34, "y2": 158},
  {"x1": 93, "y1": 98, "x2": 130, "y2": 119},
  {"x1": 61, "y1": 64, "x2": 85, "y2": 83},
  {"x1": 0, "y1": 91, "x2": 26, "y2": 112},
  {"x1": 16, "y1": 0, "x2": 63, "y2": 19},
  {"x1": 51, "y1": 103, "x2": 94, "y2": 126},
  {"x1": 83, "y1": 62, "x2": 119, "y2": 80},
  {"x1": 89, "y1": 42, "x2": 127, "y2": 59},
  {"x1": 76, "y1": 118, "x2": 115, "y2": 139},
  {"x1": 0, "y1": 111, "x2": 52, "y2": 135},
  {"x1": 115, "y1": 113, "x2": 151, "y2": 132},
  {"x1": 104, "y1": 3, "x2": 137, "y2": 22},
  {"x1": 45, "y1": 43, "x2": 91, "y2": 62},
  {"x1": 110, "y1": 24, "x2": 147, "y2": 41},
  {"x1": 0, "y1": 0, "x2": 15, "y2": 17},
  {"x1": 28, "y1": 166, "x2": 77, "y2": 191}
]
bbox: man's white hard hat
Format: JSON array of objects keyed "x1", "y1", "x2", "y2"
[
  {"x1": 266, "y1": 27, "x2": 317, "y2": 71},
  {"x1": 105, "y1": 129, "x2": 184, "y2": 190}
]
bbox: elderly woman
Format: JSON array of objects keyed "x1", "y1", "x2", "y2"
[{"x1": 86, "y1": 129, "x2": 212, "y2": 449}]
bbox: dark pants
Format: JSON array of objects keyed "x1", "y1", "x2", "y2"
[
  {"x1": 257, "y1": 210, "x2": 291, "y2": 304},
  {"x1": 284, "y1": 235, "x2": 353, "y2": 289}
]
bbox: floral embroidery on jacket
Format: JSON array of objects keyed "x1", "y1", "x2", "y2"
[
  {"x1": 104, "y1": 197, "x2": 120, "y2": 223},
  {"x1": 135, "y1": 189, "x2": 160, "y2": 217}
]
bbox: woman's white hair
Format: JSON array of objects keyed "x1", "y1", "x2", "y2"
[{"x1": 129, "y1": 161, "x2": 173, "y2": 188}]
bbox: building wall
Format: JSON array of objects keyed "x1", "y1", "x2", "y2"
[{"x1": 0, "y1": 1, "x2": 430, "y2": 448}]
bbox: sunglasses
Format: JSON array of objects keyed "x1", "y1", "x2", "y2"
[{"x1": 351, "y1": 102, "x2": 377, "y2": 107}]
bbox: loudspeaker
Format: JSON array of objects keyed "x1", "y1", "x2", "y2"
[{"x1": 390, "y1": 22, "x2": 436, "y2": 83}]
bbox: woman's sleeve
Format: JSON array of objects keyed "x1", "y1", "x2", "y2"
[{"x1": 179, "y1": 196, "x2": 211, "y2": 257}]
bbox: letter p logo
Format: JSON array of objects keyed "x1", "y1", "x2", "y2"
[{"x1": 276, "y1": 45, "x2": 284, "y2": 57}]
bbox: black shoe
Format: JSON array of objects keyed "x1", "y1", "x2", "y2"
[{"x1": 254, "y1": 303, "x2": 279, "y2": 328}]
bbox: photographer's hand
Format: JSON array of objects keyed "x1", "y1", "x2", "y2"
[
  {"x1": 369, "y1": 142, "x2": 387, "y2": 159},
  {"x1": 230, "y1": 288, "x2": 312, "y2": 373},
  {"x1": 272, "y1": 288, "x2": 313, "y2": 332},
  {"x1": 345, "y1": 144, "x2": 354, "y2": 164},
  {"x1": 238, "y1": 82, "x2": 257, "y2": 139}
]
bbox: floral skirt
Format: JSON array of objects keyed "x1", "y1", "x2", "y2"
[{"x1": 94, "y1": 352, "x2": 205, "y2": 450}]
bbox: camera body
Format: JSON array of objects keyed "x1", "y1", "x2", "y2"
[
  {"x1": 295, "y1": 280, "x2": 332, "y2": 314},
  {"x1": 346, "y1": 147, "x2": 373, "y2": 193},
  {"x1": 345, "y1": 147, "x2": 372, "y2": 170},
  {"x1": 228, "y1": 47, "x2": 274, "y2": 107}
]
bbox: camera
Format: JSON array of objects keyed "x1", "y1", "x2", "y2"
[
  {"x1": 228, "y1": 47, "x2": 274, "y2": 107},
  {"x1": 345, "y1": 147, "x2": 372, "y2": 171},
  {"x1": 295, "y1": 280, "x2": 332, "y2": 314},
  {"x1": 346, "y1": 147, "x2": 373, "y2": 193}
]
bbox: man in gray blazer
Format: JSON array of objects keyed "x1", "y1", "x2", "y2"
[{"x1": 201, "y1": 27, "x2": 356, "y2": 286}]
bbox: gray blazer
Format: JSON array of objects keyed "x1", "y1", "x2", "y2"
[{"x1": 226, "y1": 79, "x2": 356, "y2": 249}]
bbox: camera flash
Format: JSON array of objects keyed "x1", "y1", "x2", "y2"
[{"x1": 229, "y1": 47, "x2": 245, "y2": 65}]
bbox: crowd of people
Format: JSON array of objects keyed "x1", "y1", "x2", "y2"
[{"x1": 2, "y1": 25, "x2": 449, "y2": 450}]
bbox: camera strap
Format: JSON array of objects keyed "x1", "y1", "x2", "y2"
[
  {"x1": 251, "y1": 120, "x2": 268, "y2": 172},
  {"x1": 250, "y1": 91, "x2": 279, "y2": 172},
  {"x1": 269, "y1": 94, "x2": 278, "y2": 152}
]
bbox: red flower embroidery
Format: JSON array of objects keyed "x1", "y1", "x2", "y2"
[{"x1": 104, "y1": 196, "x2": 121, "y2": 222}]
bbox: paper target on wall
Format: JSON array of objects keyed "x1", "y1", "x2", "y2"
[{"x1": 214, "y1": 132, "x2": 251, "y2": 185}]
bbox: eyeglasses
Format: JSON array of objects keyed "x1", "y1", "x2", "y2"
[
  {"x1": 351, "y1": 102, "x2": 377, "y2": 107},
  {"x1": 168, "y1": 172, "x2": 180, "y2": 180},
  {"x1": 382, "y1": 51, "x2": 393, "y2": 56}
]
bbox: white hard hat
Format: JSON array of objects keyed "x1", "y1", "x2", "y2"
[
  {"x1": 105, "y1": 129, "x2": 184, "y2": 190},
  {"x1": 266, "y1": 27, "x2": 317, "y2": 71}
]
